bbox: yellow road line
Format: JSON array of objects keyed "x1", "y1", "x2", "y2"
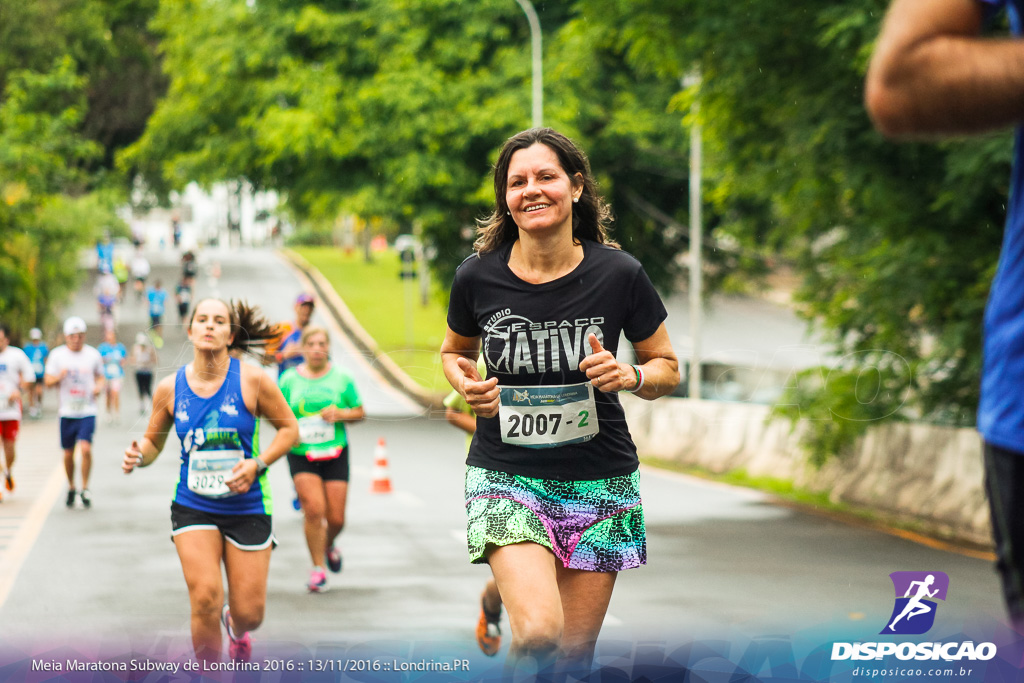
[{"x1": 0, "y1": 463, "x2": 67, "y2": 609}]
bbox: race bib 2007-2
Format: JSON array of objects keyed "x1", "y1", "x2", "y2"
[{"x1": 498, "y1": 382, "x2": 598, "y2": 449}]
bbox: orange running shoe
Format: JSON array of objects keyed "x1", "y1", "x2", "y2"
[
  {"x1": 4, "y1": 471, "x2": 12, "y2": 493},
  {"x1": 475, "y1": 600, "x2": 502, "y2": 657}
]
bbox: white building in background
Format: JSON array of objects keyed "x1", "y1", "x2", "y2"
[{"x1": 123, "y1": 181, "x2": 282, "y2": 251}]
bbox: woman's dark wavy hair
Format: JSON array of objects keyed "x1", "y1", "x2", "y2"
[
  {"x1": 188, "y1": 299, "x2": 277, "y2": 358},
  {"x1": 474, "y1": 127, "x2": 617, "y2": 254}
]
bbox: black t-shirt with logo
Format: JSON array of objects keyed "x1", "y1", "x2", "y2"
[{"x1": 447, "y1": 239, "x2": 668, "y2": 481}]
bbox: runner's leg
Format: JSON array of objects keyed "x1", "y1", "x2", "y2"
[
  {"x1": 2, "y1": 437, "x2": 13, "y2": 474},
  {"x1": 476, "y1": 575, "x2": 504, "y2": 656},
  {"x1": 63, "y1": 448, "x2": 75, "y2": 489},
  {"x1": 483, "y1": 576, "x2": 502, "y2": 616},
  {"x1": 79, "y1": 440, "x2": 92, "y2": 491},
  {"x1": 173, "y1": 529, "x2": 225, "y2": 665},
  {"x1": 222, "y1": 542, "x2": 272, "y2": 634},
  {"x1": 487, "y1": 542, "x2": 563, "y2": 671},
  {"x1": 984, "y1": 442, "x2": 1024, "y2": 628},
  {"x1": 555, "y1": 566, "x2": 617, "y2": 672},
  {"x1": 294, "y1": 472, "x2": 327, "y2": 567},
  {"x1": 2, "y1": 433, "x2": 16, "y2": 491},
  {"x1": 111, "y1": 382, "x2": 121, "y2": 419},
  {"x1": 324, "y1": 479, "x2": 348, "y2": 548}
]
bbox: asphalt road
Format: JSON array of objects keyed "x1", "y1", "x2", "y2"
[{"x1": 0, "y1": 243, "x2": 1011, "y2": 680}]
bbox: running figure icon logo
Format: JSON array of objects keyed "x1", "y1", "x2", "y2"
[{"x1": 881, "y1": 571, "x2": 949, "y2": 635}]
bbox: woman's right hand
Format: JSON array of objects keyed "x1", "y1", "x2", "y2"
[
  {"x1": 123, "y1": 439, "x2": 144, "y2": 474},
  {"x1": 457, "y1": 357, "x2": 499, "y2": 418}
]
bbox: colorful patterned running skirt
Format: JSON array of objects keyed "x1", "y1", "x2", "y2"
[{"x1": 465, "y1": 465, "x2": 647, "y2": 572}]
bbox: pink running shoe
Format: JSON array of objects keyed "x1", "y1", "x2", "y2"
[
  {"x1": 308, "y1": 568, "x2": 328, "y2": 593},
  {"x1": 221, "y1": 605, "x2": 252, "y2": 662}
]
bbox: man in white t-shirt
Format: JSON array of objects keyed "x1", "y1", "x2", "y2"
[
  {"x1": 44, "y1": 316, "x2": 104, "y2": 509},
  {"x1": 0, "y1": 323, "x2": 34, "y2": 501}
]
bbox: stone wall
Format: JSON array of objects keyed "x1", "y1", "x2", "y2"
[{"x1": 621, "y1": 395, "x2": 991, "y2": 547}]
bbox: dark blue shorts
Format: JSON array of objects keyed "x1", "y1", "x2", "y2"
[{"x1": 60, "y1": 416, "x2": 96, "y2": 450}]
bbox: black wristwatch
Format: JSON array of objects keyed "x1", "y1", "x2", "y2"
[{"x1": 253, "y1": 456, "x2": 268, "y2": 475}]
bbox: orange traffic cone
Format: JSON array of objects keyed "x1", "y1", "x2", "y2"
[{"x1": 370, "y1": 437, "x2": 393, "y2": 494}]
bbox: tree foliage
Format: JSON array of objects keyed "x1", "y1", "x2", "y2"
[
  {"x1": 0, "y1": 0, "x2": 163, "y2": 335},
  {"x1": 576, "y1": 0, "x2": 1007, "y2": 451},
  {"x1": 120, "y1": 0, "x2": 1005, "y2": 460},
  {"x1": 123, "y1": 0, "x2": 699, "y2": 291}
]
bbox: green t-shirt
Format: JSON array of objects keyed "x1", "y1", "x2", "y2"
[{"x1": 279, "y1": 365, "x2": 362, "y2": 455}]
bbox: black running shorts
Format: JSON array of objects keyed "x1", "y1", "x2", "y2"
[
  {"x1": 170, "y1": 501, "x2": 276, "y2": 550},
  {"x1": 286, "y1": 447, "x2": 350, "y2": 482}
]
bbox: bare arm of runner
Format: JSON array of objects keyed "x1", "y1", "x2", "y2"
[
  {"x1": 578, "y1": 324, "x2": 680, "y2": 400},
  {"x1": 866, "y1": 0, "x2": 1024, "y2": 136},
  {"x1": 445, "y1": 407, "x2": 477, "y2": 434},
  {"x1": 441, "y1": 326, "x2": 499, "y2": 419},
  {"x1": 93, "y1": 363, "x2": 105, "y2": 399},
  {"x1": 123, "y1": 375, "x2": 175, "y2": 473},
  {"x1": 43, "y1": 368, "x2": 67, "y2": 387},
  {"x1": 320, "y1": 404, "x2": 365, "y2": 423}
]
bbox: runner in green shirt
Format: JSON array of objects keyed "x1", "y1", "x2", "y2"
[{"x1": 278, "y1": 326, "x2": 364, "y2": 593}]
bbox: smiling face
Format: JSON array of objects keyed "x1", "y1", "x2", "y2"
[
  {"x1": 188, "y1": 299, "x2": 234, "y2": 352},
  {"x1": 505, "y1": 143, "x2": 583, "y2": 237}
]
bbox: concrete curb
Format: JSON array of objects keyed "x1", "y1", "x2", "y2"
[
  {"x1": 622, "y1": 394, "x2": 994, "y2": 550},
  {"x1": 277, "y1": 248, "x2": 447, "y2": 412}
]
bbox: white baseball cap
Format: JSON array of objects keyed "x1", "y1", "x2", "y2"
[
  {"x1": 63, "y1": 316, "x2": 87, "y2": 336},
  {"x1": 29, "y1": 328, "x2": 42, "y2": 340}
]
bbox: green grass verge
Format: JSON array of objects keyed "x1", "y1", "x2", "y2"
[
  {"x1": 291, "y1": 246, "x2": 452, "y2": 394},
  {"x1": 641, "y1": 455, "x2": 845, "y2": 510}
]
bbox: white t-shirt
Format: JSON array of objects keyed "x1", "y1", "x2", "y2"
[
  {"x1": 45, "y1": 345, "x2": 104, "y2": 418},
  {"x1": 130, "y1": 255, "x2": 150, "y2": 279},
  {"x1": 0, "y1": 346, "x2": 33, "y2": 421}
]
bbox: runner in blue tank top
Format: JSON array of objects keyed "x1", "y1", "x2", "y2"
[
  {"x1": 122, "y1": 298, "x2": 298, "y2": 665},
  {"x1": 172, "y1": 356, "x2": 268, "y2": 515},
  {"x1": 867, "y1": 0, "x2": 1024, "y2": 633}
]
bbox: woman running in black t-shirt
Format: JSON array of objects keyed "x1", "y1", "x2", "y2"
[{"x1": 441, "y1": 128, "x2": 680, "y2": 676}]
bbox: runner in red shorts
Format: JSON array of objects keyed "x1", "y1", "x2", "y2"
[{"x1": 0, "y1": 323, "x2": 35, "y2": 500}]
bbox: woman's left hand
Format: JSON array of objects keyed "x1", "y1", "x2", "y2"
[
  {"x1": 225, "y1": 459, "x2": 257, "y2": 494},
  {"x1": 579, "y1": 334, "x2": 633, "y2": 393},
  {"x1": 320, "y1": 406, "x2": 345, "y2": 423}
]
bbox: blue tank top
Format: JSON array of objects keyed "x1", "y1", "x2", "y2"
[
  {"x1": 978, "y1": 0, "x2": 1024, "y2": 452},
  {"x1": 172, "y1": 357, "x2": 271, "y2": 514}
]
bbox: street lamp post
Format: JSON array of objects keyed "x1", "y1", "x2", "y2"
[
  {"x1": 515, "y1": 0, "x2": 543, "y2": 128},
  {"x1": 682, "y1": 72, "x2": 702, "y2": 400}
]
